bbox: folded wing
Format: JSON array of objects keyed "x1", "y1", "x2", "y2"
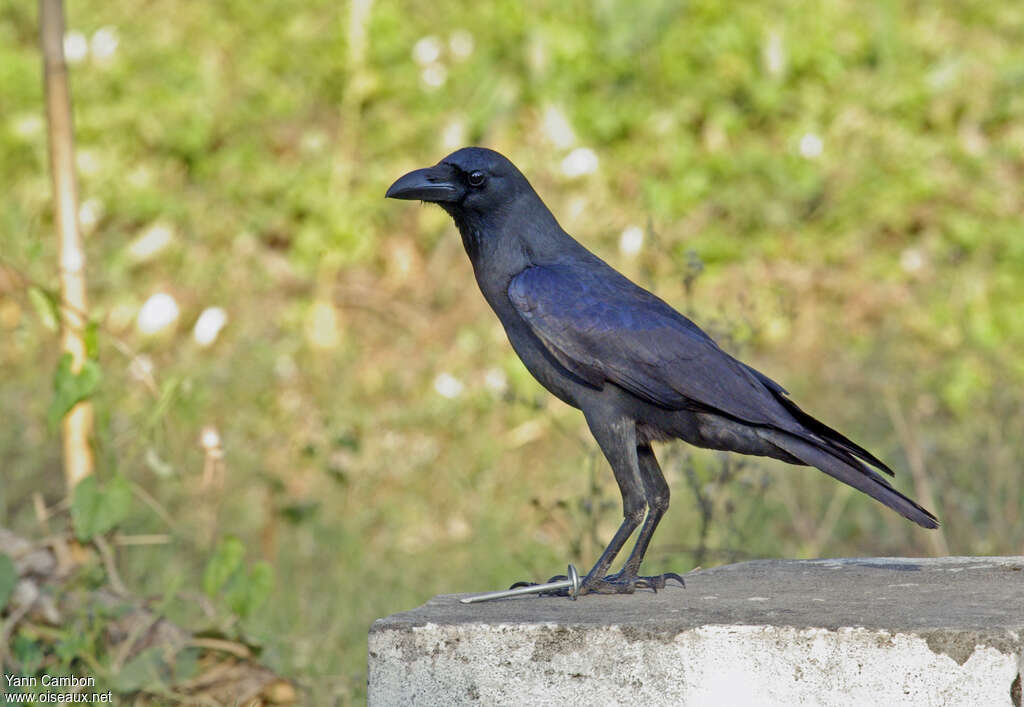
[
  {"x1": 510, "y1": 264, "x2": 798, "y2": 426},
  {"x1": 508, "y1": 263, "x2": 899, "y2": 478}
]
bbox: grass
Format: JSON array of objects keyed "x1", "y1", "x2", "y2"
[{"x1": 1, "y1": 0, "x2": 1023, "y2": 702}]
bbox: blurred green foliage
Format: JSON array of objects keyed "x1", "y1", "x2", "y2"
[
  {"x1": 47, "y1": 352, "x2": 101, "y2": 429},
  {"x1": 203, "y1": 535, "x2": 274, "y2": 620},
  {"x1": 0, "y1": 553, "x2": 15, "y2": 610},
  {"x1": 1, "y1": 0, "x2": 1023, "y2": 702},
  {"x1": 70, "y1": 473, "x2": 130, "y2": 540}
]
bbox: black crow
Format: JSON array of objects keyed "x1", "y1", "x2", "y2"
[{"x1": 386, "y1": 147, "x2": 938, "y2": 595}]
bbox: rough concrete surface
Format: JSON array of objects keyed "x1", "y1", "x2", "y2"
[{"x1": 369, "y1": 557, "x2": 1024, "y2": 706}]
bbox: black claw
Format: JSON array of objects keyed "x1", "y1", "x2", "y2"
[
  {"x1": 663, "y1": 572, "x2": 687, "y2": 588},
  {"x1": 580, "y1": 571, "x2": 687, "y2": 595}
]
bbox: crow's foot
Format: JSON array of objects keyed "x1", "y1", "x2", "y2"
[
  {"x1": 579, "y1": 570, "x2": 686, "y2": 595},
  {"x1": 508, "y1": 570, "x2": 685, "y2": 596}
]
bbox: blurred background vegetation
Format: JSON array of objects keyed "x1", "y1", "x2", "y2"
[{"x1": 1, "y1": 0, "x2": 1022, "y2": 702}]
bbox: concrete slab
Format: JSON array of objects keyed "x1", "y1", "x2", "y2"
[{"x1": 369, "y1": 557, "x2": 1024, "y2": 706}]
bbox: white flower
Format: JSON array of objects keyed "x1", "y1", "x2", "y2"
[
  {"x1": 63, "y1": 31, "x2": 88, "y2": 64},
  {"x1": 76, "y1": 149, "x2": 101, "y2": 176},
  {"x1": 412, "y1": 36, "x2": 442, "y2": 66},
  {"x1": 566, "y1": 196, "x2": 588, "y2": 222},
  {"x1": 441, "y1": 119, "x2": 466, "y2": 151},
  {"x1": 274, "y1": 354, "x2": 298, "y2": 381},
  {"x1": 900, "y1": 248, "x2": 925, "y2": 273},
  {"x1": 421, "y1": 64, "x2": 447, "y2": 89},
  {"x1": 799, "y1": 133, "x2": 823, "y2": 159},
  {"x1": 128, "y1": 354, "x2": 154, "y2": 382},
  {"x1": 762, "y1": 30, "x2": 786, "y2": 77},
  {"x1": 90, "y1": 26, "x2": 119, "y2": 62},
  {"x1": 128, "y1": 222, "x2": 174, "y2": 262},
  {"x1": 927, "y1": 60, "x2": 959, "y2": 91},
  {"x1": 958, "y1": 123, "x2": 986, "y2": 156},
  {"x1": 11, "y1": 114, "x2": 43, "y2": 140},
  {"x1": 446, "y1": 515, "x2": 470, "y2": 540},
  {"x1": 199, "y1": 425, "x2": 221, "y2": 450},
  {"x1": 79, "y1": 199, "x2": 103, "y2": 232},
  {"x1": 449, "y1": 31, "x2": 474, "y2": 61},
  {"x1": 483, "y1": 368, "x2": 508, "y2": 394},
  {"x1": 619, "y1": 225, "x2": 644, "y2": 256},
  {"x1": 300, "y1": 130, "x2": 327, "y2": 153},
  {"x1": 561, "y1": 147, "x2": 599, "y2": 178},
  {"x1": 128, "y1": 165, "x2": 153, "y2": 187},
  {"x1": 137, "y1": 293, "x2": 179, "y2": 335},
  {"x1": 193, "y1": 306, "x2": 228, "y2": 347},
  {"x1": 527, "y1": 33, "x2": 548, "y2": 75},
  {"x1": 542, "y1": 105, "x2": 576, "y2": 149},
  {"x1": 306, "y1": 300, "x2": 340, "y2": 349},
  {"x1": 434, "y1": 372, "x2": 464, "y2": 399}
]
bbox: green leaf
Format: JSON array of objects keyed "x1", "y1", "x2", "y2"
[
  {"x1": 55, "y1": 632, "x2": 91, "y2": 668},
  {"x1": 84, "y1": 320, "x2": 100, "y2": 359},
  {"x1": 47, "y1": 353, "x2": 102, "y2": 429},
  {"x1": 202, "y1": 536, "x2": 245, "y2": 598},
  {"x1": 0, "y1": 554, "x2": 16, "y2": 610},
  {"x1": 71, "y1": 475, "x2": 133, "y2": 541},
  {"x1": 278, "y1": 500, "x2": 319, "y2": 525},
  {"x1": 12, "y1": 635, "x2": 43, "y2": 674},
  {"x1": 112, "y1": 646, "x2": 167, "y2": 693},
  {"x1": 170, "y1": 647, "x2": 200, "y2": 686},
  {"x1": 28, "y1": 285, "x2": 59, "y2": 331},
  {"x1": 146, "y1": 378, "x2": 181, "y2": 430},
  {"x1": 156, "y1": 572, "x2": 184, "y2": 615},
  {"x1": 225, "y1": 561, "x2": 273, "y2": 618}
]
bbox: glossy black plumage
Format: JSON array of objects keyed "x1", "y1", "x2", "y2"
[{"x1": 387, "y1": 147, "x2": 938, "y2": 595}]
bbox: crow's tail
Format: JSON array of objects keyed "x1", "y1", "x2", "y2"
[{"x1": 759, "y1": 429, "x2": 939, "y2": 529}]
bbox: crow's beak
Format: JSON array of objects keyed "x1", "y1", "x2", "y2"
[{"x1": 385, "y1": 165, "x2": 461, "y2": 203}]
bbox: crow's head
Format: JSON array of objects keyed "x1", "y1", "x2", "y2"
[{"x1": 386, "y1": 147, "x2": 532, "y2": 218}]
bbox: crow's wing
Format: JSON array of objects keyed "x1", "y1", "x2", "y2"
[
  {"x1": 508, "y1": 263, "x2": 802, "y2": 430},
  {"x1": 508, "y1": 264, "x2": 930, "y2": 524}
]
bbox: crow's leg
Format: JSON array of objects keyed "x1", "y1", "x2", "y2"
[
  {"x1": 603, "y1": 443, "x2": 685, "y2": 591},
  {"x1": 508, "y1": 416, "x2": 682, "y2": 596},
  {"x1": 572, "y1": 411, "x2": 649, "y2": 595},
  {"x1": 507, "y1": 412, "x2": 645, "y2": 595}
]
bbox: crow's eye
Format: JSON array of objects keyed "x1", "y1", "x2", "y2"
[{"x1": 468, "y1": 171, "x2": 486, "y2": 187}]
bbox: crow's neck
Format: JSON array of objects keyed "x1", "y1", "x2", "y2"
[
  {"x1": 445, "y1": 198, "x2": 566, "y2": 272},
  {"x1": 446, "y1": 208, "x2": 492, "y2": 263}
]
